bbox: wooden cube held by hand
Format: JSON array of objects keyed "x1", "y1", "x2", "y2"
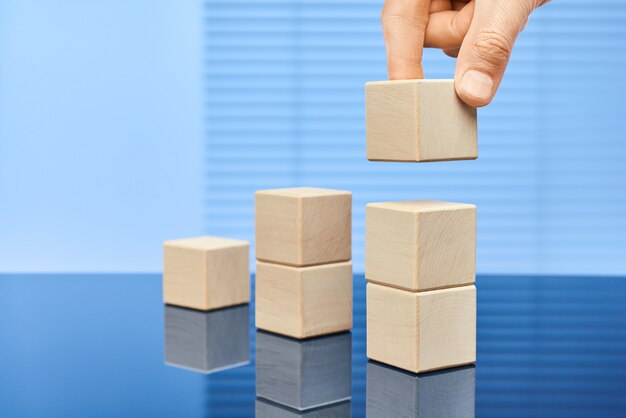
[
  {"x1": 255, "y1": 261, "x2": 352, "y2": 339},
  {"x1": 255, "y1": 187, "x2": 351, "y2": 267},
  {"x1": 163, "y1": 236, "x2": 250, "y2": 311},
  {"x1": 366, "y1": 80, "x2": 477, "y2": 162},
  {"x1": 366, "y1": 200, "x2": 476, "y2": 292},
  {"x1": 367, "y1": 283, "x2": 476, "y2": 373}
]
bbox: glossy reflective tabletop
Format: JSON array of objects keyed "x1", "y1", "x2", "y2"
[{"x1": 1, "y1": 274, "x2": 626, "y2": 417}]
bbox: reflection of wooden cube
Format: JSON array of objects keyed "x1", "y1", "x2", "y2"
[
  {"x1": 367, "y1": 283, "x2": 476, "y2": 373},
  {"x1": 366, "y1": 201, "x2": 476, "y2": 292},
  {"x1": 163, "y1": 236, "x2": 249, "y2": 311},
  {"x1": 367, "y1": 362, "x2": 475, "y2": 418},
  {"x1": 164, "y1": 305, "x2": 250, "y2": 373},
  {"x1": 256, "y1": 331, "x2": 351, "y2": 411},
  {"x1": 255, "y1": 188, "x2": 351, "y2": 266},
  {"x1": 366, "y1": 79, "x2": 477, "y2": 162},
  {"x1": 255, "y1": 261, "x2": 352, "y2": 339},
  {"x1": 256, "y1": 399, "x2": 351, "y2": 417}
]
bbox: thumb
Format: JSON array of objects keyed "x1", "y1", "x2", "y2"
[{"x1": 454, "y1": 0, "x2": 534, "y2": 107}]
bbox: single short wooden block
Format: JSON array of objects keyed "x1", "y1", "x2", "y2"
[
  {"x1": 367, "y1": 283, "x2": 476, "y2": 373},
  {"x1": 366, "y1": 200, "x2": 476, "y2": 292},
  {"x1": 163, "y1": 236, "x2": 250, "y2": 311},
  {"x1": 367, "y1": 362, "x2": 475, "y2": 418},
  {"x1": 256, "y1": 331, "x2": 352, "y2": 411},
  {"x1": 255, "y1": 261, "x2": 352, "y2": 338},
  {"x1": 255, "y1": 187, "x2": 351, "y2": 266},
  {"x1": 366, "y1": 79, "x2": 477, "y2": 162},
  {"x1": 164, "y1": 304, "x2": 250, "y2": 374}
]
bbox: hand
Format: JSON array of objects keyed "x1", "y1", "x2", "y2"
[{"x1": 382, "y1": 0, "x2": 549, "y2": 107}]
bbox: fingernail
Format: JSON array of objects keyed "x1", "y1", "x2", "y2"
[{"x1": 459, "y1": 70, "x2": 494, "y2": 103}]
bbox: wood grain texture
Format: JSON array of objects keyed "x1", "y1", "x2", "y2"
[
  {"x1": 255, "y1": 261, "x2": 353, "y2": 339},
  {"x1": 256, "y1": 331, "x2": 352, "y2": 411},
  {"x1": 366, "y1": 362, "x2": 475, "y2": 418},
  {"x1": 366, "y1": 80, "x2": 477, "y2": 162},
  {"x1": 164, "y1": 304, "x2": 250, "y2": 374},
  {"x1": 163, "y1": 236, "x2": 250, "y2": 311},
  {"x1": 367, "y1": 283, "x2": 476, "y2": 373},
  {"x1": 255, "y1": 187, "x2": 351, "y2": 267},
  {"x1": 366, "y1": 200, "x2": 476, "y2": 292}
]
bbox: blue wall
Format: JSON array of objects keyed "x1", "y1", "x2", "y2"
[
  {"x1": 0, "y1": 1, "x2": 206, "y2": 271},
  {"x1": 1, "y1": 0, "x2": 625, "y2": 274}
]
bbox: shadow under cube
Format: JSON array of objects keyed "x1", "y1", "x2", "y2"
[
  {"x1": 366, "y1": 361, "x2": 475, "y2": 418},
  {"x1": 256, "y1": 330, "x2": 352, "y2": 411},
  {"x1": 164, "y1": 304, "x2": 250, "y2": 374},
  {"x1": 256, "y1": 399, "x2": 351, "y2": 417}
]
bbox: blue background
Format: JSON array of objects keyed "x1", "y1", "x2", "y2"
[{"x1": 1, "y1": 0, "x2": 625, "y2": 274}]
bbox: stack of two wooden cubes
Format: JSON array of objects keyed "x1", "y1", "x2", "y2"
[
  {"x1": 254, "y1": 187, "x2": 353, "y2": 339},
  {"x1": 365, "y1": 80, "x2": 478, "y2": 374},
  {"x1": 254, "y1": 188, "x2": 354, "y2": 415},
  {"x1": 365, "y1": 201, "x2": 477, "y2": 374}
]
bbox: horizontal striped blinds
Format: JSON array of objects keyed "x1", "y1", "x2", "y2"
[{"x1": 204, "y1": 0, "x2": 626, "y2": 275}]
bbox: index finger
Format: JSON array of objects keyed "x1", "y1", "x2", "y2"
[{"x1": 382, "y1": 0, "x2": 432, "y2": 79}]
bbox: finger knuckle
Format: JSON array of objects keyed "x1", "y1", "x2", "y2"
[
  {"x1": 381, "y1": 13, "x2": 427, "y2": 31},
  {"x1": 473, "y1": 31, "x2": 512, "y2": 68}
]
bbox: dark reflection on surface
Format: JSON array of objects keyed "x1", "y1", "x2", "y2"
[
  {"x1": 256, "y1": 398, "x2": 351, "y2": 417},
  {"x1": 367, "y1": 361, "x2": 475, "y2": 418},
  {"x1": 3, "y1": 274, "x2": 626, "y2": 417},
  {"x1": 164, "y1": 304, "x2": 250, "y2": 373},
  {"x1": 256, "y1": 331, "x2": 352, "y2": 413}
]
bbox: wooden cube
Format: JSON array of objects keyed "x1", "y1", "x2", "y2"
[
  {"x1": 367, "y1": 283, "x2": 476, "y2": 373},
  {"x1": 366, "y1": 80, "x2": 477, "y2": 162},
  {"x1": 164, "y1": 304, "x2": 250, "y2": 373},
  {"x1": 256, "y1": 331, "x2": 351, "y2": 411},
  {"x1": 367, "y1": 362, "x2": 475, "y2": 418},
  {"x1": 366, "y1": 200, "x2": 476, "y2": 292},
  {"x1": 255, "y1": 187, "x2": 351, "y2": 266},
  {"x1": 163, "y1": 236, "x2": 249, "y2": 311},
  {"x1": 255, "y1": 261, "x2": 352, "y2": 338}
]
